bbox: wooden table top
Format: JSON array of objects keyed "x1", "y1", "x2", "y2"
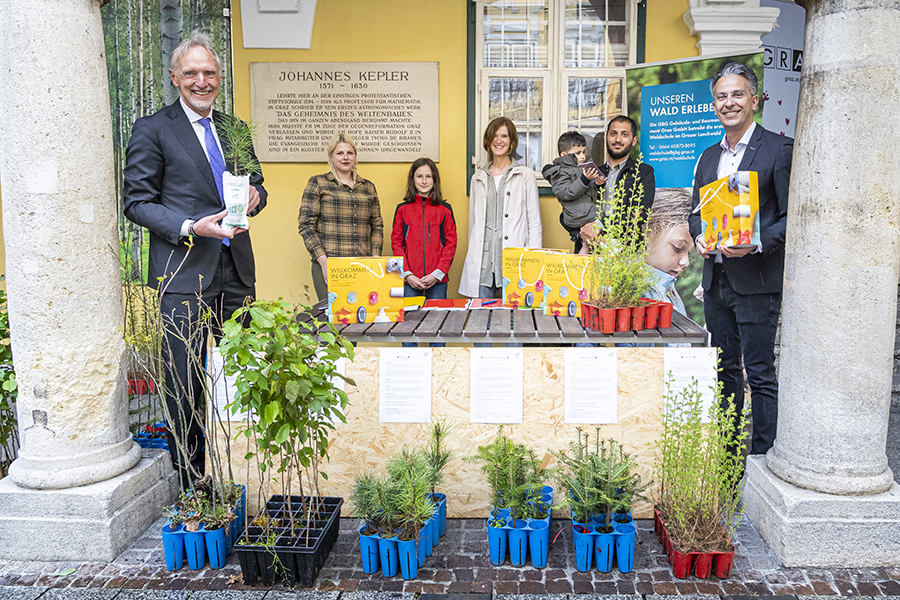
[{"x1": 304, "y1": 303, "x2": 709, "y2": 346}]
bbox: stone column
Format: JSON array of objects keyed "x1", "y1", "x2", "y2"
[
  {"x1": 0, "y1": 0, "x2": 175, "y2": 561},
  {"x1": 742, "y1": 0, "x2": 900, "y2": 566}
]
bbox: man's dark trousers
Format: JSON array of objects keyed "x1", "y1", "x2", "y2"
[
  {"x1": 705, "y1": 262, "x2": 781, "y2": 455},
  {"x1": 159, "y1": 245, "x2": 253, "y2": 486}
]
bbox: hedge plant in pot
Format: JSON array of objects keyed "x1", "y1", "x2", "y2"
[
  {"x1": 152, "y1": 296, "x2": 244, "y2": 572},
  {"x1": 218, "y1": 115, "x2": 260, "y2": 230},
  {"x1": 221, "y1": 299, "x2": 355, "y2": 586},
  {"x1": 583, "y1": 161, "x2": 654, "y2": 333},
  {"x1": 469, "y1": 426, "x2": 551, "y2": 568},
  {"x1": 653, "y1": 374, "x2": 748, "y2": 579}
]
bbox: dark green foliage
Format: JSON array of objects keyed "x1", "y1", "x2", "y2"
[
  {"x1": 468, "y1": 426, "x2": 547, "y2": 524},
  {"x1": 552, "y1": 427, "x2": 649, "y2": 530},
  {"x1": 425, "y1": 417, "x2": 456, "y2": 496},
  {"x1": 220, "y1": 299, "x2": 355, "y2": 517},
  {"x1": 217, "y1": 115, "x2": 261, "y2": 177}
]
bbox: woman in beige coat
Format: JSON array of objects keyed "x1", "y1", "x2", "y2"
[{"x1": 459, "y1": 117, "x2": 542, "y2": 298}]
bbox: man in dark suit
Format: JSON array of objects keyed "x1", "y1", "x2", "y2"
[
  {"x1": 689, "y1": 62, "x2": 793, "y2": 455},
  {"x1": 123, "y1": 33, "x2": 267, "y2": 487}
]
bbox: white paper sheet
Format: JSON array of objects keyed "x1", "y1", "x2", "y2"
[
  {"x1": 378, "y1": 348, "x2": 432, "y2": 423},
  {"x1": 663, "y1": 347, "x2": 718, "y2": 424},
  {"x1": 564, "y1": 348, "x2": 618, "y2": 424},
  {"x1": 208, "y1": 347, "x2": 248, "y2": 422},
  {"x1": 469, "y1": 348, "x2": 524, "y2": 424}
]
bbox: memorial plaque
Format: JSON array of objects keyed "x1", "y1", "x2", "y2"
[{"x1": 250, "y1": 62, "x2": 439, "y2": 162}]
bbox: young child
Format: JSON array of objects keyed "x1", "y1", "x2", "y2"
[
  {"x1": 541, "y1": 131, "x2": 605, "y2": 253},
  {"x1": 391, "y1": 158, "x2": 457, "y2": 346},
  {"x1": 644, "y1": 188, "x2": 694, "y2": 317}
]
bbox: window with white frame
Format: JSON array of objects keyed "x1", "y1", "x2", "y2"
[{"x1": 475, "y1": 0, "x2": 637, "y2": 176}]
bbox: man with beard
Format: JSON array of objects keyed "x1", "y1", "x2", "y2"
[{"x1": 582, "y1": 116, "x2": 656, "y2": 245}]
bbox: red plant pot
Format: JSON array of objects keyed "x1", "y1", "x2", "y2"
[
  {"x1": 580, "y1": 303, "x2": 593, "y2": 329},
  {"x1": 670, "y1": 548, "x2": 693, "y2": 579},
  {"x1": 598, "y1": 308, "x2": 617, "y2": 334},
  {"x1": 714, "y1": 547, "x2": 735, "y2": 578},
  {"x1": 615, "y1": 307, "x2": 632, "y2": 332},
  {"x1": 694, "y1": 552, "x2": 714, "y2": 578},
  {"x1": 631, "y1": 306, "x2": 645, "y2": 331},
  {"x1": 658, "y1": 302, "x2": 674, "y2": 328},
  {"x1": 641, "y1": 299, "x2": 660, "y2": 329}
]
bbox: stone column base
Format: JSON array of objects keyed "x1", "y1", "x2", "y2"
[
  {"x1": 0, "y1": 448, "x2": 178, "y2": 561},
  {"x1": 743, "y1": 455, "x2": 900, "y2": 567}
]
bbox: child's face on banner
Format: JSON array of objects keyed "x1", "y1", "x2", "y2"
[{"x1": 647, "y1": 224, "x2": 692, "y2": 277}]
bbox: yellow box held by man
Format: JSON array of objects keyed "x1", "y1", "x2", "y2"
[
  {"x1": 327, "y1": 257, "x2": 405, "y2": 324},
  {"x1": 695, "y1": 171, "x2": 760, "y2": 254}
]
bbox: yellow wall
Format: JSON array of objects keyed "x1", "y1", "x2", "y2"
[
  {"x1": 0, "y1": 2, "x2": 699, "y2": 301},
  {"x1": 645, "y1": 0, "x2": 700, "y2": 63},
  {"x1": 233, "y1": 0, "x2": 474, "y2": 302}
]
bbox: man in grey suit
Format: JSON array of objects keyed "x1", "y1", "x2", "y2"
[
  {"x1": 689, "y1": 62, "x2": 792, "y2": 456},
  {"x1": 123, "y1": 32, "x2": 267, "y2": 488}
]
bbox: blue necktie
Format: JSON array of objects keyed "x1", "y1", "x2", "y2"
[{"x1": 199, "y1": 117, "x2": 229, "y2": 246}]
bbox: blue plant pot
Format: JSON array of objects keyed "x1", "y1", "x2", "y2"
[
  {"x1": 161, "y1": 522, "x2": 185, "y2": 571},
  {"x1": 572, "y1": 523, "x2": 594, "y2": 572},
  {"x1": 420, "y1": 518, "x2": 434, "y2": 558},
  {"x1": 377, "y1": 534, "x2": 399, "y2": 577},
  {"x1": 614, "y1": 523, "x2": 637, "y2": 573},
  {"x1": 358, "y1": 527, "x2": 380, "y2": 574},
  {"x1": 527, "y1": 520, "x2": 550, "y2": 568},
  {"x1": 398, "y1": 538, "x2": 418, "y2": 580},
  {"x1": 416, "y1": 527, "x2": 428, "y2": 567},
  {"x1": 614, "y1": 511, "x2": 633, "y2": 524},
  {"x1": 434, "y1": 493, "x2": 447, "y2": 537},
  {"x1": 594, "y1": 529, "x2": 616, "y2": 573},
  {"x1": 204, "y1": 525, "x2": 228, "y2": 569},
  {"x1": 487, "y1": 521, "x2": 508, "y2": 566},
  {"x1": 183, "y1": 525, "x2": 207, "y2": 570},
  {"x1": 428, "y1": 509, "x2": 439, "y2": 547},
  {"x1": 508, "y1": 520, "x2": 528, "y2": 567}
]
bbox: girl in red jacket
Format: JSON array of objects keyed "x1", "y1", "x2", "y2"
[{"x1": 392, "y1": 158, "x2": 457, "y2": 346}]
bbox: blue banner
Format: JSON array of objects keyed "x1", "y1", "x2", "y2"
[{"x1": 640, "y1": 79, "x2": 723, "y2": 188}]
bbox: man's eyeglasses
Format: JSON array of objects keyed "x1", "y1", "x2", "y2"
[{"x1": 714, "y1": 90, "x2": 750, "y2": 102}]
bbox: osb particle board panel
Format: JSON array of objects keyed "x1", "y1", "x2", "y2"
[{"x1": 213, "y1": 347, "x2": 665, "y2": 518}]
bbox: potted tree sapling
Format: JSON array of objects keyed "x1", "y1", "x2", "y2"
[
  {"x1": 424, "y1": 417, "x2": 455, "y2": 542},
  {"x1": 221, "y1": 298, "x2": 355, "y2": 587},
  {"x1": 469, "y1": 426, "x2": 552, "y2": 568},
  {"x1": 350, "y1": 470, "x2": 382, "y2": 574},
  {"x1": 217, "y1": 115, "x2": 260, "y2": 230},
  {"x1": 552, "y1": 427, "x2": 647, "y2": 573},
  {"x1": 386, "y1": 448, "x2": 437, "y2": 580}
]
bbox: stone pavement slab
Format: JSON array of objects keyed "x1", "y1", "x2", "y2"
[{"x1": 2, "y1": 515, "x2": 900, "y2": 596}]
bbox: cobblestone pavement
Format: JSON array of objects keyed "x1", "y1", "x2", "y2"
[{"x1": 2, "y1": 515, "x2": 900, "y2": 596}]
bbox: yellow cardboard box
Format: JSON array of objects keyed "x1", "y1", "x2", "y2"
[
  {"x1": 327, "y1": 257, "x2": 405, "y2": 324},
  {"x1": 542, "y1": 254, "x2": 593, "y2": 318},
  {"x1": 501, "y1": 248, "x2": 566, "y2": 310},
  {"x1": 696, "y1": 171, "x2": 760, "y2": 254}
]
